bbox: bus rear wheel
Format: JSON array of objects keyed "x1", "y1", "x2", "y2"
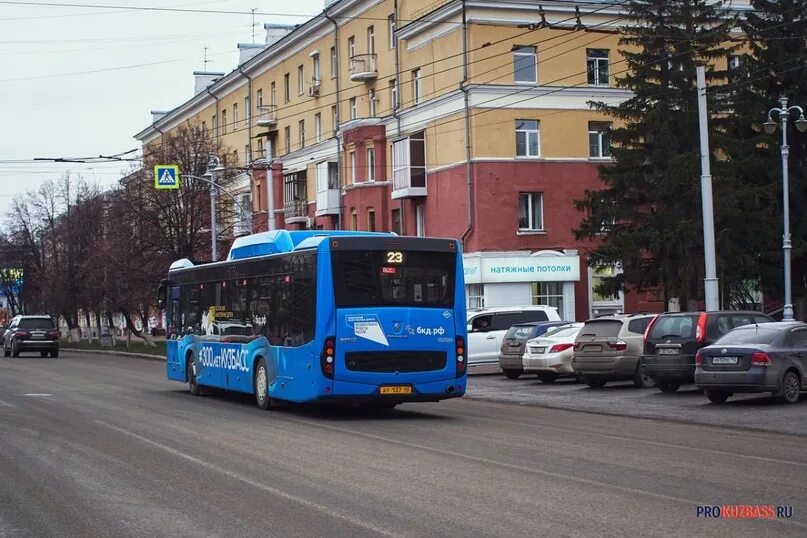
[{"x1": 254, "y1": 358, "x2": 271, "y2": 410}]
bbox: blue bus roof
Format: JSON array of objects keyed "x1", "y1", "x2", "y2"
[{"x1": 227, "y1": 230, "x2": 396, "y2": 261}]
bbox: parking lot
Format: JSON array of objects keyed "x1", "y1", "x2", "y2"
[{"x1": 466, "y1": 374, "x2": 807, "y2": 436}]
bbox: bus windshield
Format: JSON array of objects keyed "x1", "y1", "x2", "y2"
[{"x1": 332, "y1": 250, "x2": 455, "y2": 308}]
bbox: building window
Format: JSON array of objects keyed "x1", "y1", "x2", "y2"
[
  {"x1": 518, "y1": 192, "x2": 544, "y2": 231},
  {"x1": 367, "y1": 147, "x2": 375, "y2": 181},
  {"x1": 513, "y1": 45, "x2": 537, "y2": 83},
  {"x1": 348, "y1": 36, "x2": 355, "y2": 58},
  {"x1": 351, "y1": 209, "x2": 358, "y2": 230},
  {"x1": 350, "y1": 97, "x2": 358, "y2": 119},
  {"x1": 244, "y1": 144, "x2": 251, "y2": 164},
  {"x1": 532, "y1": 282, "x2": 563, "y2": 315},
  {"x1": 299, "y1": 120, "x2": 305, "y2": 149},
  {"x1": 314, "y1": 113, "x2": 322, "y2": 143},
  {"x1": 221, "y1": 109, "x2": 227, "y2": 134},
  {"x1": 349, "y1": 150, "x2": 356, "y2": 183},
  {"x1": 587, "y1": 49, "x2": 609, "y2": 86},
  {"x1": 415, "y1": 204, "x2": 425, "y2": 236},
  {"x1": 367, "y1": 25, "x2": 375, "y2": 54},
  {"x1": 331, "y1": 105, "x2": 338, "y2": 134},
  {"x1": 588, "y1": 121, "x2": 612, "y2": 158},
  {"x1": 244, "y1": 96, "x2": 251, "y2": 124},
  {"x1": 212, "y1": 113, "x2": 218, "y2": 134},
  {"x1": 233, "y1": 103, "x2": 238, "y2": 127},
  {"x1": 367, "y1": 208, "x2": 376, "y2": 232},
  {"x1": 297, "y1": 65, "x2": 304, "y2": 96},
  {"x1": 392, "y1": 131, "x2": 426, "y2": 190},
  {"x1": 368, "y1": 89, "x2": 376, "y2": 117},
  {"x1": 257, "y1": 138, "x2": 264, "y2": 157},
  {"x1": 727, "y1": 55, "x2": 743, "y2": 84},
  {"x1": 284, "y1": 126, "x2": 291, "y2": 155},
  {"x1": 467, "y1": 284, "x2": 484, "y2": 309},
  {"x1": 283, "y1": 73, "x2": 290, "y2": 102},
  {"x1": 256, "y1": 89, "x2": 263, "y2": 109},
  {"x1": 591, "y1": 265, "x2": 620, "y2": 303},
  {"x1": 412, "y1": 68, "x2": 422, "y2": 105},
  {"x1": 283, "y1": 171, "x2": 307, "y2": 205},
  {"x1": 312, "y1": 53, "x2": 321, "y2": 82},
  {"x1": 389, "y1": 78, "x2": 397, "y2": 110},
  {"x1": 391, "y1": 208, "x2": 402, "y2": 234},
  {"x1": 388, "y1": 14, "x2": 396, "y2": 49},
  {"x1": 270, "y1": 81, "x2": 276, "y2": 106},
  {"x1": 515, "y1": 119, "x2": 540, "y2": 157},
  {"x1": 330, "y1": 46, "x2": 337, "y2": 78}
]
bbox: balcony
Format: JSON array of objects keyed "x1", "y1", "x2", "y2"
[
  {"x1": 284, "y1": 199, "x2": 308, "y2": 224},
  {"x1": 256, "y1": 105, "x2": 278, "y2": 128},
  {"x1": 350, "y1": 54, "x2": 377, "y2": 82},
  {"x1": 316, "y1": 188, "x2": 340, "y2": 216},
  {"x1": 391, "y1": 168, "x2": 427, "y2": 199}
]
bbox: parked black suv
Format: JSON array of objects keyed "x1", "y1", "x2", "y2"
[
  {"x1": 3, "y1": 315, "x2": 60, "y2": 358},
  {"x1": 642, "y1": 311, "x2": 772, "y2": 392}
]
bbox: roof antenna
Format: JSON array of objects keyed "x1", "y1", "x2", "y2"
[
  {"x1": 251, "y1": 8, "x2": 257, "y2": 44},
  {"x1": 203, "y1": 46, "x2": 211, "y2": 69}
]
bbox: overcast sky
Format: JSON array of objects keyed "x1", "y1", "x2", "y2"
[{"x1": 0, "y1": 0, "x2": 324, "y2": 213}]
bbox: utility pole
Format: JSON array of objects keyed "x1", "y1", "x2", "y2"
[
  {"x1": 206, "y1": 156, "x2": 221, "y2": 261},
  {"x1": 696, "y1": 65, "x2": 719, "y2": 311}
]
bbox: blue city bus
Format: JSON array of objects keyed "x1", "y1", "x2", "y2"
[{"x1": 158, "y1": 230, "x2": 467, "y2": 409}]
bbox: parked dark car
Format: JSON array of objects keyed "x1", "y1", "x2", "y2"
[
  {"x1": 695, "y1": 321, "x2": 807, "y2": 404},
  {"x1": 3, "y1": 315, "x2": 60, "y2": 358},
  {"x1": 642, "y1": 311, "x2": 773, "y2": 392},
  {"x1": 499, "y1": 321, "x2": 571, "y2": 379}
]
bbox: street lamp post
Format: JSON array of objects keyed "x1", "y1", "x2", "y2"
[{"x1": 763, "y1": 97, "x2": 807, "y2": 322}]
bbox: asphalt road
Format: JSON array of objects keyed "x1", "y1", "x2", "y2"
[
  {"x1": 467, "y1": 374, "x2": 807, "y2": 436},
  {"x1": 0, "y1": 352, "x2": 805, "y2": 537}
]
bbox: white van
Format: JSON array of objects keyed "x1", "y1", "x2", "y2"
[{"x1": 466, "y1": 306, "x2": 561, "y2": 371}]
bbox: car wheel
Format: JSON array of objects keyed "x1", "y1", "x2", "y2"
[
  {"x1": 11, "y1": 340, "x2": 19, "y2": 358},
  {"x1": 657, "y1": 382, "x2": 680, "y2": 393},
  {"x1": 502, "y1": 369, "x2": 522, "y2": 380},
  {"x1": 585, "y1": 378, "x2": 607, "y2": 388},
  {"x1": 632, "y1": 365, "x2": 655, "y2": 388},
  {"x1": 254, "y1": 357, "x2": 271, "y2": 410},
  {"x1": 40, "y1": 351, "x2": 48, "y2": 358},
  {"x1": 706, "y1": 390, "x2": 730, "y2": 404},
  {"x1": 3, "y1": 345, "x2": 9, "y2": 357},
  {"x1": 51, "y1": 349, "x2": 59, "y2": 358},
  {"x1": 187, "y1": 354, "x2": 201, "y2": 396},
  {"x1": 780, "y1": 370, "x2": 801, "y2": 404},
  {"x1": 537, "y1": 372, "x2": 558, "y2": 384}
]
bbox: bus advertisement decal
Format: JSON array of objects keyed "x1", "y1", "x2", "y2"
[{"x1": 346, "y1": 315, "x2": 389, "y2": 346}]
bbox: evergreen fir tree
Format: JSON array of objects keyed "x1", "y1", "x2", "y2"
[{"x1": 574, "y1": 0, "x2": 736, "y2": 309}]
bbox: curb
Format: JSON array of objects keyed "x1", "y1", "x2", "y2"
[{"x1": 61, "y1": 348, "x2": 165, "y2": 361}]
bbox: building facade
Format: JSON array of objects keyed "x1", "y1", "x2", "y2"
[{"x1": 135, "y1": 0, "x2": 750, "y2": 320}]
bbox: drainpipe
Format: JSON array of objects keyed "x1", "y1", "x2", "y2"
[
  {"x1": 205, "y1": 86, "x2": 220, "y2": 139},
  {"x1": 460, "y1": 0, "x2": 474, "y2": 248},
  {"x1": 238, "y1": 65, "x2": 255, "y2": 230},
  {"x1": 325, "y1": 9, "x2": 343, "y2": 231}
]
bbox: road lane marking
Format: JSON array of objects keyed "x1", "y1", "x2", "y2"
[
  {"x1": 447, "y1": 408, "x2": 807, "y2": 468},
  {"x1": 22, "y1": 394, "x2": 53, "y2": 397},
  {"x1": 0, "y1": 399, "x2": 15, "y2": 407},
  {"x1": 274, "y1": 415, "x2": 807, "y2": 530},
  {"x1": 94, "y1": 420, "x2": 395, "y2": 537}
]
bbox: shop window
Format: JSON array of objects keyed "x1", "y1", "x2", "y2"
[
  {"x1": 532, "y1": 282, "x2": 563, "y2": 316},
  {"x1": 467, "y1": 284, "x2": 484, "y2": 309}
]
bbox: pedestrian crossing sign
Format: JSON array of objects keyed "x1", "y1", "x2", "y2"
[{"x1": 154, "y1": 164, "x2": 180, "y2": 190}]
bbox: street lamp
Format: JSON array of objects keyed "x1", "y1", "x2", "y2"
[{"x1": 763, "y1": 96, "x2": 807, "y2": 321}]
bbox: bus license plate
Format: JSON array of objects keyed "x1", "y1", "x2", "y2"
[{"x1": 379, "y1": 385, "x2": 412, "y2": 395}]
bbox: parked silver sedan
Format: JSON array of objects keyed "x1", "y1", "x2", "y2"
[
  {"x1": 522, "y1": 323, "x2": 584, "y2": 383},
  {"x1": 695, "y1": 321, "x2": 807, "y2": 404}
]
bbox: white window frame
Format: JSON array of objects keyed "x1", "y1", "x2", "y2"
[
  {"x1": 532, "y1": 282, "x2": 563, "y2": 315},
  {"x1": 349, "y1": 151, "x2": 356, "y2": 183},
  {"x1": 270, "y1": 82, "x2": 276, "y2": 106},
  {"x1": 331, "y1": 105, "x2": 338, "y2": 133},
  {"x1": 350, "y1": 97, "x2": 358, "y2": 120},
  {"x1": 232, "y1": 103, "x2": 238, "y2": 127},
  {"x1": 587, "y1": 49, "x2": 609, "y2": 87},
  {"x1": 368, "y1": 89, "x2": 376, "y2": 117},
  {"x1": 348, "y1": 36, "x2": 355, "y2": 58},
  {"x1": 412, "y1": 68, "x2": 422, "y2": 105},
  {"x1": 256, "y1": 89, "x2": 263, "y2": 108},
  {"x1": 513, "y1": 45, "x2": 537, "y2": 84},
  {"x1": 415, "y1": 204, "x2": 425, "y2": 236},
  {"x1": 390, "y1": 79, "x2": 398, "y2": 110},
  {"x1": 588, "y1": 121, "x2": 612, "y2": 158},
  {"x1": 518, "y1": 192, "x2": 544, "y2": 231},
  {"x1": 244, "y1": 95, "x2": 250, "y2": 124},
  {"x1": 367, "y1": 25, "x2": 375, "y2": 55},
  {"x1": 298, "y1": 119, "x2": 305, "y2": 149},
  {"x1": 312, "y1": 53, "x2": 321, "y2": 82},
  {"x1": 515, "y1": 119, "x2": 540, "y2": 158},
  {"x1": 330, "y1": 46, "x2": 337, "y2": 78},
  {"x1": 297, "y1": 65, "x2": 304, "y2": 96},
  {"x1": 367, "y1": 147, "x2": 375, "y2": 182},
  {"x1": 466, "y1": 284, "x2": 484, "y2": 309},
  {"x1": 221, "y1": 109, "x2": 227, "y2": 134},
  {"x1": 284, "y1": 126, "x2": 291, "y2": 154},
  {"x1": 314, "y1": 113, "x2": 322, "y2": 143},
  {"x1": 388, "y1": 14, "x2": 396, "y2": 49},
  {"x1": 283, "y1": 73, "x2": 290, "y2": 102}
]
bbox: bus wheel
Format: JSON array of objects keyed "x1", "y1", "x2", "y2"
[
  {"x1": 254, "y1": 358, "x2": 271, "y2": 410},
  {"x1": 188, "y1": 355, "x2": 201, "y2": 396}
]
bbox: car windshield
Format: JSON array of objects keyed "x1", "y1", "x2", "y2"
[
  {"x1": 579, "y1": 320, "x2": 622, "y2": 338},
  {"x1": 19, "y1": 318, "x2": 55, "y2": 330},
  {"x1": 505, "y1": 325, "x2": 536, "y2": 340},
  {"x1": 650, "y1": 315, "x2": 699, "y2": 339},
  {"x1": 715, "y1": 326, "x2": 779, "y2": 345},
  {"x1": 544, "y1": 326, "x2": 580, "y2": 338}
]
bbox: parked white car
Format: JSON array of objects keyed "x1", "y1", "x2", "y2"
[
  {"x1": 466, "y1": 306, "x2": 561, "y2": 370},
  {"x1": 522, "y1": 323, "x2": 584, "y2": 383}
]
